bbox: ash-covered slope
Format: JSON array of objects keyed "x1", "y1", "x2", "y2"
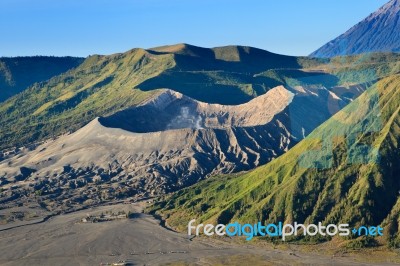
[
  {"x1": 0, "y1": 44, "x2": 323, "y2": 151},
  {"x1": 311, "y1": 0, "x2": 400, "y2": 57},
  {"x1": 1, "y1": 43, "x2": 397, "y2": 152},
  {"x1": 152, "y1": 74, "x2": 400, "y2": 247},
  {"x1": 100, "y1": 86, "x2": 293, "y2": 132},
  {"x1": 0, "y1": 84, "x2": 365, "y2": 210}
]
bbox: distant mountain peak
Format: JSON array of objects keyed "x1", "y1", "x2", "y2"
[
  {"x1": 311, "y1": 0, "x2": 400, "y2": 58},
  {"x1": 371, "y1": 0, "x2": 399, "y2": 19}
]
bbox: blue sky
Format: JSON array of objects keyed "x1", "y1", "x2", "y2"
[{"x1": 0, "y1": 0, "x2": 389, "y2": 57}]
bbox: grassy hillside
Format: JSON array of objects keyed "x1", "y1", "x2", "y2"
[
  {"x1": 150, "y1": 74, "x2": 400, "y2": 247},
  {"x1": 0, "y1": 45, "x2": 399, "y2": 150},
  {"x1": 0, "y1": 56, "x2": 84, "y2": 102},
  {"x1": 0, "y1": 49, "x2": 168, "y2": 150},
  {"x1": 0, "y1": 45, "x2": 319, "y2": 150}
]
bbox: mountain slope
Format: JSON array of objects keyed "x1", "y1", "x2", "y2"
[
  {"x1": 311, "y1": 0, "x2": 400, "y2": 57},
  {"x1": 0, "y1": 45, "x2": 326, "y2": 151},
  {"x1": 0, "y1": 47, "x2": 398, "y2": 228},
  {"x1": 0, "y1": 56, "x2": 84, "y2": 102},
  {"x1": 0, "y1": 83, "x2": 367, "y2": 211},
  {"x1": 151, "y1": 74, "x2": 400, "y2": 246},
  {"x1": 0, "y1": 49, "x2": 173, "y2": 150},
  {"x1": 1, "y1": 44, "x2": 398, "y2": 151}
]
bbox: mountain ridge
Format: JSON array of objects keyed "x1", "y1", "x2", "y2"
[
  {"x1": 0, "y1": 80, "x2": 370, "y2": 211},
  {"x1": 0, "y1": 44, "x2": 327, "y2": 150},
  {"x1": 0, "y1": 45, "x2": 398, "y2": 152},
  {"x1": 150, "y1": 73, "x2": 400, "y2": 247},
  {"x1": 311, "y1": 0, "x2": 400, "y2": 57},
  {"x1": 0, "y1": 56, "x2": 84, "y2": 102}
]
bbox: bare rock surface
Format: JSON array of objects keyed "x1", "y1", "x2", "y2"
[{"x1": 0, "y1": 85, "x2": 366, "y2": 210}]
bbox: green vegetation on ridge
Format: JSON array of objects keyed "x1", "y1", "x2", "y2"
[
  {"x1": 0, "y1": 56, "x2": 84, "y2": 102},
  {"x1": 0, "y1": 44, "x2": 399, "y2": 150},
  {"x1": 150, "y1": 73, "x2": 400, "y2": 247},
  {"x1": 0, "y1": 49, "x2": 171, "y2": 149}
]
